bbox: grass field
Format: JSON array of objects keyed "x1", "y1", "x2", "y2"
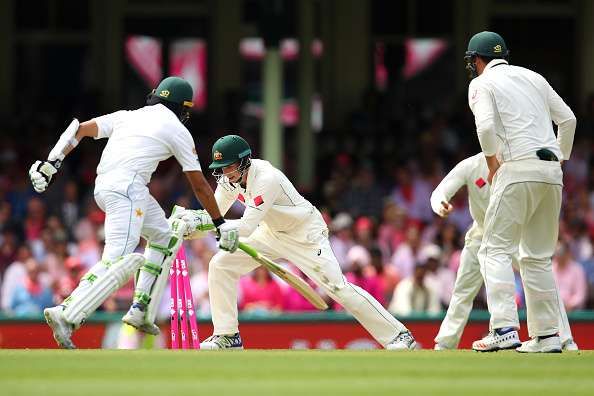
[{"x1": 0, "y1": 350, "x2": 593, "y2": 396}]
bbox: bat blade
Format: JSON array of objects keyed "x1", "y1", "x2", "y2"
[{"x1": 238, "y1": 242, "x2": 328, "y2": 310}]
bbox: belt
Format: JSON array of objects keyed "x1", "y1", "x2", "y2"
[{"x1": 536, "y1": 148, "x2": 558, "y2": 162}]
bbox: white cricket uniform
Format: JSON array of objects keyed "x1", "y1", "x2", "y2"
[
  {"x1": 431, "y1": 154, "x2": 574, "y2": 348},
  {"x1": 469, "y1": 59, "x2": 576, "y2": 336},
  {"x1": 209, "y1": 159, "x2": 408, "y2": 347},
  {"x1": 62, "y1": 104, "x2": 201, "y2": 321}
]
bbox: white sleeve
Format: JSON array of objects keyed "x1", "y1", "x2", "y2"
[
  {"x1": 469, "y1": 80, "x2": 498, "y2": 156},
  {"x1": 546, "y1": 81, "x2": 576, "y2": 160},
  {"x1": 93, "y1": 110, "x2": 126, "y2": 139},
  {"x1": 226, "y1": 173, "x2": 282, "y2": 237},
  {"x1": 430, "y1": 160, "x2": 469, "y2": 215},
  {"x1": 171, "y1": 128, "x2": 202, "y2": 172},
  {"x1": 214, "y1": 186, "x2": 237, "y2": 217}
]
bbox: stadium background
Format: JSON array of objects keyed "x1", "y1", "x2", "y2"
[{"x1": 1, "y1": 0, "x2": 594, "y2": 349}]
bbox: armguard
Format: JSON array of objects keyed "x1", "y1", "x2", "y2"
[{"x1": 48, "y1": 118, "x2": 80, "y2": 162}]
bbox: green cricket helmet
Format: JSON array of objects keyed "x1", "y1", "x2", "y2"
[
  {"x1": 464, "y1": 31, "x2": 509, "y2": 79},
  {"x1": 147, "y1": 76, "x2": 194, "y2": 123},
  {"x1": 209, "y1": 135, "x2": 252, "y2": 188}
]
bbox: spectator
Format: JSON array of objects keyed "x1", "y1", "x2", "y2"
[
  {"x1": 23, "y1": 197, "x2": 46, "y2": 243},
  {"x1": 239, "y1": 267, "x2": 283, "y2": 313},
  {"x1": 1, "y1": 245, "x2": 32, "y2": 310},
  {"x1": 421, "y1": 244, "x2": 455, "y2": 308},
  {"x1": 56, "y1": 256, "x2": 85, "y2": 302},
  {"x1": 338, "y1": 165, "x2": 384, "y2": 220},
  {"x1": 391, "y1": 225, "x2": 423, "y2": 279},
  {"x1": 553, "y1": 242, "x2": 587, "y2": 311},
  {"x1": 388, "y1": 262, "x2": 441, "y2": 316},
  {"x1": 344, "y1": 245, "x2": 384, "y2": 306},
  {"x1": 8, "y1": 258, "x2": 54, "y2": 316},
  {"x1": 329, "y1": 213, "x2": 355, "y2": 271},
  {"x1": 390, "y1": 166, "x2": 433, "y2": 225},
  {"x1": 368, "y1": 246, "x2": 399, "y2": 306},
  {"x1": 377, "y1": 201, "x2": 408, "y2": 255}
]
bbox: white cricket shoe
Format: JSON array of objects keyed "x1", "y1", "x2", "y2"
[
  {"x1": 434, "y1": 343, "x2": 451, "y2": 351},
  {"x1": 200, "y1": 333, "x2": 244, "y2": 349},
  {"x1": 122, "y1": 304, "x2": 160, "y2": 336},
  {"x1": 562, "y1": 339, "x2": 579, "y2": 351},
  {"x1": 44, "y1": 306, "x2": 76, "y2": 349},
  {"x1": 516, "y1": 336, "x2": 562, "y2": 353},
  {"x1": 385, "y1": 331, "x2": 417, "y2": 350},
  {"x1": 472, "y1": 328, "x2": 521, "y2": 352}
]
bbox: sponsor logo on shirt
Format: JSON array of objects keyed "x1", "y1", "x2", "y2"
[
  {"x1": 254, "y1": 195, "x2": 264, "y2": 206},
  {"x1": 475, "y1": 177, "x2": 486, "y2": 188},
  {"x1": 237, "y1": 193, "x2": 245, "y2": 203}
]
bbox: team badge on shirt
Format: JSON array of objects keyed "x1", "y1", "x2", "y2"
[
  {"x1": 475, "y1": 177, "x2": 486, "y2": 188},
  {"x1": 254, "y1": 195, "x2": 264, "y2": 206},
  {"x1": 135, "y1": 208, "x2": 144, "y2": 217}
]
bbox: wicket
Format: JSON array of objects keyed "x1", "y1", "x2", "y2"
[{"x1": 169, "y1": 245, "x2": 200, "y2": 349}]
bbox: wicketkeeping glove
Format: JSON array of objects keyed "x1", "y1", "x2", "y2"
[
  {"x1": 218, "y1": 222, "x2": 239, "y2": 253},
  {"x1": 29, "y1": 160, "x2": 60, "y2": 193}
]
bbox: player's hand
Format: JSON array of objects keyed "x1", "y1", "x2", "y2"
[
  {"x1": 218, "y1": 222, "x2": 239, "y2": 253},
  {"x1": 182, "y1": 209, "x2": 216, "y2": 236},
  {"x1": 438, "y1": 201, "x2": 454, "y2": 218},
  {"x1": 29, "y1": 160, "x2": 59, "y2": 193}
]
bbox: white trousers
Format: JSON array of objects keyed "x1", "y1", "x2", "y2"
[
  {"x1": 479, "y1": 160, "x2": 563, "y2": 337},
  {"x1": 95, "y1": 181, "x2": 171, "y2": 261},
  {"x1": 208, "y1": 213, "x2": 408, "y2": 347},
  {"x1": 435, "y1": 237, "x2": 574, "y2": 348}
]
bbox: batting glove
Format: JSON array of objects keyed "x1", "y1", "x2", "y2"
[
  {"x1": 29, "y1": 160, "x2": 59, "y2": 193},
  {"x1": 183, "y1": 210, "x2": 214, "y2": 231},
  {"x1": 218, "y1": 222, "x2": 239, "y2": 253}
]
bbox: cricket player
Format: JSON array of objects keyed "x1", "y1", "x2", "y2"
[
  {"x1": 464, "y1": 32, "x2": 576, "y2": 352},
  {"x1": 28, "y1": 77, "x2": 238, "y2": 348},
  {"x1": 177, "y1": 135, "x2": 416, "y2": 350},
  {"x1": 430, "y1": 153, "x2": 578, "y2": 351}
]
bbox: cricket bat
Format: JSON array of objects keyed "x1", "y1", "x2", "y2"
[{"x1": 238, "y1": 242, "x2": 328, "y2": 310}]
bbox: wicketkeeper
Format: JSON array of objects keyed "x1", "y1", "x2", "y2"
[
  {"x1": 430, "y1": 153, "x2": 578, "y2": 351},
  {"x1": 177, "y1": 135, "x2": 416, "y2": 350},
  {"x1": 28, "y1": 77, "x2": 238, "y2": 348}
]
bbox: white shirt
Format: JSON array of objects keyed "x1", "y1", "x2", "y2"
[
  {"x1": 93, "y1": 104, "x2": 201, "y2": 193},
  {"x1": 468, "y1": 59, "x2": 576, "y2": 161},
  {"x1": 430, "y1": 154, "x2": 490, "y2": 238},
  {"x1": 215, "y1": 159, "x2": 316, "y2": 237}
]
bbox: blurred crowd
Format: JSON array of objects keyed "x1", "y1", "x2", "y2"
[{"x1": 1, "y1": 92, "x2": 594, "y2": 319}]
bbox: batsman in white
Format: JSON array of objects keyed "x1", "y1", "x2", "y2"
[
  {"x1": 178, "y1": 135, "x2": 416, "y2": 350},
  {"x1": 464, "y1": 32, "x2": 576, "y2": 352},
  {"x1": 430, "y1": 153, "x2": 578, "y2": 351},
  {"x1": 28, "y1": 77, "x2": 238, "y2": 349}
]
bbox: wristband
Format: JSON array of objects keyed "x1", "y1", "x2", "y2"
[{"x1": 212, "y1": 217, "x2": 225, "y2": 228}]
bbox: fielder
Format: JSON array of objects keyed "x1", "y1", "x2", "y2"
[
  {"x1": 430, "y1": 153, "x2": 578, "y2": 351},
  {"x1": 464, "y1": 32, "x2": 576, "y2": 352},
  {"x1": 179, "y1": 135, "x2": 416, "y2": 350},
  {"x1": 28, "y1": 77, "x2": 238, "y2": 348}
]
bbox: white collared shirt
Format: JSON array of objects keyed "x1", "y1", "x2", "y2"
[
  {"x1": 468, "y1": 59, "x2": 576, "y2": 162},
  {"x1": 430, "y1": 154, "x2": 490, "y2": 238},
  {"x1": 92, "y1": 104, "x2": 201, "y2": 194},
  {"x1": 214, "y1": 159, "x2": 315, "y2": 237}
]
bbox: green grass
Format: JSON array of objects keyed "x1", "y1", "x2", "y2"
[{"x1": 0, "y1": 350, "x2": 593, "y2": 396}]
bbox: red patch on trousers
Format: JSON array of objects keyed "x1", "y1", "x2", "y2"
[
  {"x1": 254, "y1": 195, "x2": 264, "y2": 206},
  {"x1": 237, "y1": 193, "x2": 245, "y2": 203},
  {"x1": 475, "y1": 177, "x2": 486, "y2": 188}
]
